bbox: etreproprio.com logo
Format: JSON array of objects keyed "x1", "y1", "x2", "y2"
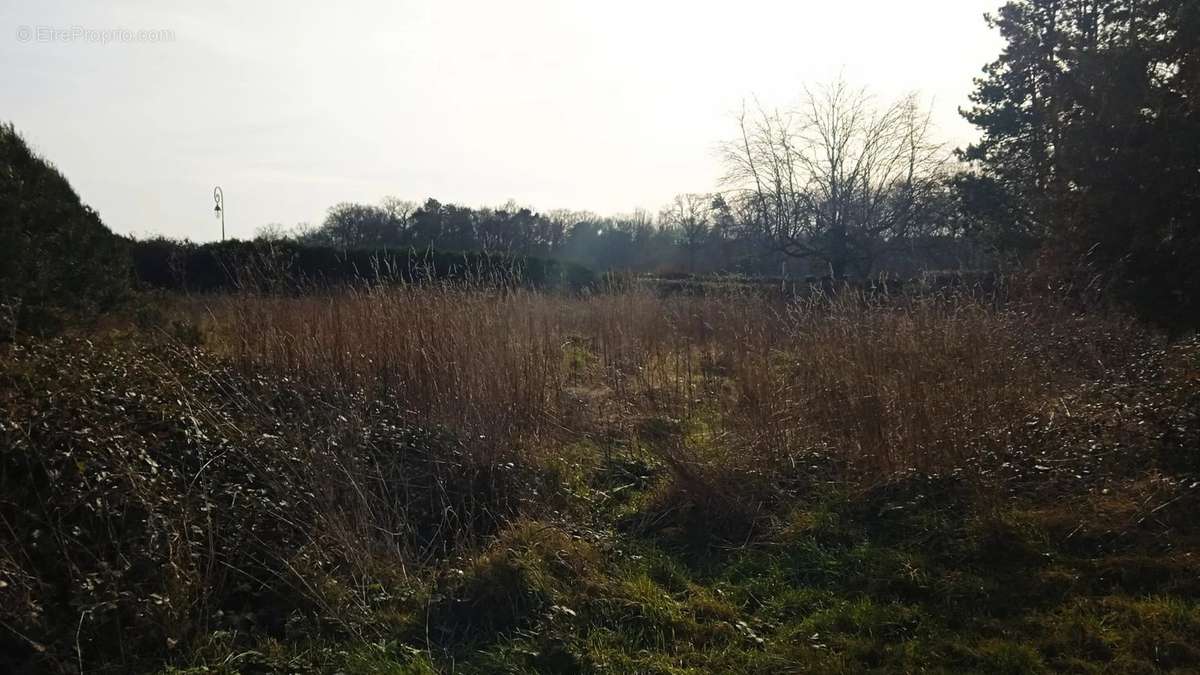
[{"x1": 16, "y1": 25, "x2": 175, "y2": 44}]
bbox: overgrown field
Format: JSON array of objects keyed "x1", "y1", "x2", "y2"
[{"x1": 2, "y1": 284, "x2": 1198, "y2": 673}]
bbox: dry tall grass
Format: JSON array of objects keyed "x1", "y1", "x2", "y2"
[{"x1": 196, "y1": 282, "x2": 1133, "y2": 480}]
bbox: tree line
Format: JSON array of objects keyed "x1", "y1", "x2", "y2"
[
  {"x1": 260, "y1": 186, "x2": 981, "y2": 280},
  {"x1": 256, "y1": 197, "x2": 771, "y2": 276}
]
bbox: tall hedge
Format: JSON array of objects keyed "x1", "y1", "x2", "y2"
[
  {"x1": 0, "y1": 123, "x2": 129, "y2": 334},
  {"x1": 128, "y1": 238, "x2": 596, "y2": 293}
]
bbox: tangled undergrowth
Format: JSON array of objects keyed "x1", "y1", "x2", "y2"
[
  {"x1": 1, "y1": 285, "x2": 1198, "y2": 673},
  {"x1": 0, "y1": 336, "x2": 546, "y2": 673}
]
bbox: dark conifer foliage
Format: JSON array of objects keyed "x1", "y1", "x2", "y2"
[{"x1": 961, "y1": 0, "x2": 1200, "y2": 324}]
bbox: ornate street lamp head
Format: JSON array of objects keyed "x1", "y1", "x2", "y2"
[{"x1": 213, "y1": 186, "x2": 225, "y2": 240}]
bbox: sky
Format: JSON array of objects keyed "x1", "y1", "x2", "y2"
[{"x1": 2, "y1": 1, "x2": 1006, "y2": 241}]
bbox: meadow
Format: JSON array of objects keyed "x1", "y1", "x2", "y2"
[
  {"x1": 5, "y1": 0, "x2": 1198, "y2": 670},
  {"x1": 2, "y1": 279, "x2": 1198, "y2": 673}
]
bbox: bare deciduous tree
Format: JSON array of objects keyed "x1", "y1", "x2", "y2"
[
  {"x1": 380, "y1": 196, "x2": 418, "y2": 224},
  {"x1": 661, "y1": 193, "x2": 712, "y2": 273},
  {"x1": 723, "y1": 79, "x2": 948, "y2": 278},
  {"x1": 253, "y1": 222, "x2": 290, "y2": 242}
]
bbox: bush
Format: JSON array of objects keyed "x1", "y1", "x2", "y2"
[{"x1": 0, "y1": 123, "x2": 129, "y2": 335}]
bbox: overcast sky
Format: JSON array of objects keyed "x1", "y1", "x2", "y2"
[{"x1": 2, "y1": 1, "x2": 1005, "y2": 241}]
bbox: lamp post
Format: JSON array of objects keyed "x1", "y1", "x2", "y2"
[{"x1": 213, "y1": 186, "x2": 225, "y2": 241}]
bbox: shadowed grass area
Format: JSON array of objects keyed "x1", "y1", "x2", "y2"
[
  {"x1": 157, "y1": 469, "x2": 1199, "y2": 674},
  {"x1": 420, "y1": 475, "x2": 1198, "y2": 674}
]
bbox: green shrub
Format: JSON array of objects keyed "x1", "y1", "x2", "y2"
[{"x1": 0, "y1": 122, "x2": 129, "y2": 335}]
